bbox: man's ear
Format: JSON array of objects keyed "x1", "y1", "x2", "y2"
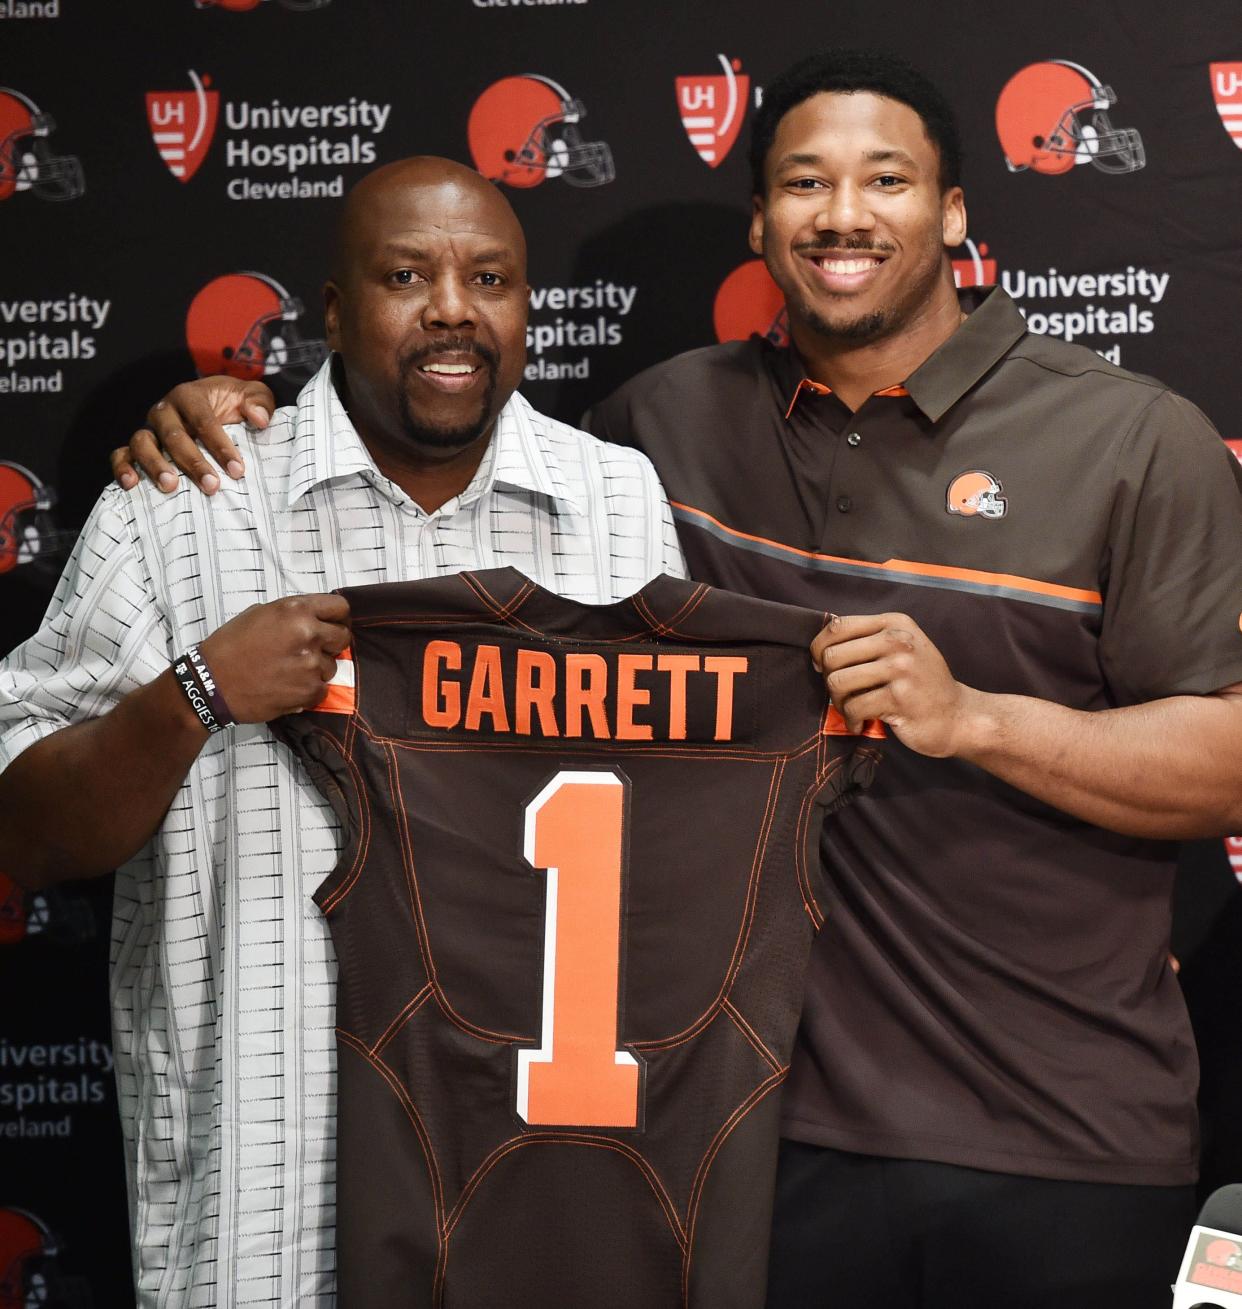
[
  {"x1": 748, "y1": 194, "x2": 765, "y2": 257},
  {"x1": 324, "y1": 281, "x2": 342, "y2": 352},
  {"x1": 941, "y1": 187, "x2": 967, "y2": 249}
]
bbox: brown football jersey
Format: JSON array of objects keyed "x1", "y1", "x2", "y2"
[{"x1": 271, "y1": 567, "x2": 881, "y2": 1308}]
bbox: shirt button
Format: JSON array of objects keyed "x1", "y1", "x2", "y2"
[
  {"x1": 846, "y1": 432, "x2": 862, "y2": 447},
  {"x1": 836, "y1": 496, "x2": 852, "y2": 513}
]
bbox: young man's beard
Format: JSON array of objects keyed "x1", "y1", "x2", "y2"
[{"x1": 801, "y1": 304, "x2": 892, "y2": 344}]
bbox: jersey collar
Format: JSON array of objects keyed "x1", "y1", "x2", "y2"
[{"x1": 780, "y1": 287, "x2": 1028, "y2": 424}]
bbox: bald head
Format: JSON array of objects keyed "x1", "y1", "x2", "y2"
[{"x1": 332, "y1": 156, "x2": 526, "y2": 288}]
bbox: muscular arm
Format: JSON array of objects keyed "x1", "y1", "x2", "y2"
[
  {"x1": 814, "y1": 613, "x2": 1242, "y2": 840},
  {"x1": 951, "y1": 683, "x2": 1242, "y2": 838}
]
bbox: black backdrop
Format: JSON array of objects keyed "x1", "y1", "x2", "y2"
[{"x1": 3, "y1": 1, "x2": 1241, "y2": 1301}]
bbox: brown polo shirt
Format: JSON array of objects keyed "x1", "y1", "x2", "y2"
[{"x1": 583, "y1": 286, "x2": 1242, "y2": 1185}]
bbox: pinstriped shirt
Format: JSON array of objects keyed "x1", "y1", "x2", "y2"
[{"x1": 0, "y1": 358, "x2": 685, "y2": 1308}]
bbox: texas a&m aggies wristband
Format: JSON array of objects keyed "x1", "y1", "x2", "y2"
[{"x1": 172, "y1": 645, "x2": 236, "y2": 735}]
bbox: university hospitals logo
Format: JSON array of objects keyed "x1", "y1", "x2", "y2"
[
  {"x1": 676, "y1": 55, "x2": 749, "y2": 167},
  {"x1": 146, "y1": 70, "x2": 219, "y2": 182},
  {"x1": 467, "y1": 74, "x2": 613, "y2": 188},
  {"x1": 185, "y1": 272, "x2": 326, "y2": 381},
  {"x1": 951, "y1": 238, "x2": 997, "y2": 289},
  {"x1": 713, "y1": 260, "x2": 788, "y2": 347},
  {"x1": 1227, "y1": 836, "x2": 1242, "y2": 883},
  {"x1": 995, "y1": 60, "x2": 1144, "y2": 175},
  {"x1": 1210, "y1": 64, "x2": 1242, "y2": 152},
  {"x1": 0, "y1": 87, "x2": 83, "y2": 201}
]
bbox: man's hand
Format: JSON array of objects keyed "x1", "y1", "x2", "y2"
[
  {"x1": 811, "y1": 612, "x2": 976, "y2": 758},
  {"x1": 199, "y1": 593, "x2": 351, "y2": 723},
  {"x1": 110, "y1": 376, "x2": 277, "y2": 496}
]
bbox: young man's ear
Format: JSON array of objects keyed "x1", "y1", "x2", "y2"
[{"x1": 749, "y1": 194, "x2": 766, "y2": 257}]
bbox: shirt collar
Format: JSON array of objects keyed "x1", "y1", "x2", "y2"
[
  {"x1": 285, "y1": 357, "x2": 587, "y2": 515},
  {"x1": 780, "y1": 286, "x2": 1028, "y2": 424}
]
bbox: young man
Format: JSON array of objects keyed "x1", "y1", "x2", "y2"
[
  {"x1": 111, "y1": 51, "x2": 1242, "y2": 1308},
  {"x1": 0, "y1": 157, "x2": 682, "y2": 1305}
]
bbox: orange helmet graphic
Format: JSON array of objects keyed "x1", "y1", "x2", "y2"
[
  {"x1": 0, "y1": 89, "x2": 84, "y2": 203},
  {"x1": 947, "y1": 470, "x2": 1007, "y2": 519},
  {"x1": 0, "y1": 463, "x2": 74, "y2": 576},
  {"x1": 712, "y1": 260, "x2": 789, "y2": 347},
  {"x1": 995, "y1": 60, "x2": 1144, "y2": 175},
  {"x1": 185, "y1": 273, "x2": 327, "y2": 382},
  {"x1": 467, "y1": 75, "x2": 614, "y2": 189},
  {"x1": 0, "y1": 1207, "x2": 91, "y2": 1308}
]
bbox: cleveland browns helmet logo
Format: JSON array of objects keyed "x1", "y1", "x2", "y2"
[
  {"x1": 467, "y1": 75, "x2": 614, "y2": 189},
  {"x1": 0, "y1": 1207, "x2": 93, "y2": 1307},
  {"x1": 0, "y1": 88, "x2": 84, "y2": 202},
  {"x1": 995, "y1": 60, "x2": 1145, "y2": 175},
  {"x1": 185, "y1": 273, "x2": 327, "y2": 381},
  {"x1": 946, "y1": 470, "x2": 1007, "y2": 519},
  {"x1": 0, "y1": 462, "x2": 74, "y2": 574},
  {"x1": 713, "y1": 259, "x2": 789, "y2": 347}
]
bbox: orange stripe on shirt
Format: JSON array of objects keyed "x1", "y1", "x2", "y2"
[{"x1": 669, "y1": 501, "x2": 1102, "y2": 608}]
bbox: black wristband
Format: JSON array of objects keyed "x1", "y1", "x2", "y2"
[{"x1": 172, "y1": 645, "x2": 236, "y2": 735}]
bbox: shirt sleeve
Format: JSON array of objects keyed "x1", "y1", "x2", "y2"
[
  {"x1": 0, "y1": 487, "x2": 171, "y2": 773},
  {"x1": 1098, "y1": 389, "x2": 1242, "y2": 702}
]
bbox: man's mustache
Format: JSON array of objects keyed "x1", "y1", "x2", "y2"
[
  {"x1": 401, "y1": 338, "x2": 499, "y2": 372},
  {"x1": 794, "y1": 236, "x2": 898, "y2": 256}
]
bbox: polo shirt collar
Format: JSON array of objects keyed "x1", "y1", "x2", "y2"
[
  {"x1": 779, "y1": 286, "x2": 1028, "y2": 424},
  {"x1": 285, "y1": 357, "x2": 586, "y2": 514}
]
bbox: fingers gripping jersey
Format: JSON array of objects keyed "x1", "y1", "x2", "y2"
[{"x1": 271, "y1": 568, "x2": 881, "y2": 1308}]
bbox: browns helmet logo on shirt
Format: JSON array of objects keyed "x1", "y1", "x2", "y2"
[
  {"x1": 676, "y1": 55, "x2": 749, "y2": 168},
  {"x1": 0, "y1": 87, "x2": 83, "y2": 202},
  {"x1": 146, "y1": 70, "x2": 219, "y2": 183},
  {"x1": 467, "y1": 74, "x2": 614, "y2": 188},
  {"x1": 946, "y1": 470, "x2": 1007, "y2": 520},
  {"x1": 185, "y1": 272, "x2": 327, "y2": 382},
  {"x1": 995, "y1": 60, "x2": 1145, "y2": 175},
  {"x1": 1212, "y1": 64, "x2": 1242, "y2": 152},
  {"x1": 713, "y1": 259, "x2": 789, "y2": 347}
]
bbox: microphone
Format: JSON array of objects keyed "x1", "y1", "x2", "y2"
[{"x1": 1172, "y1": 1185, "x2": 1242, "y2": 1307}]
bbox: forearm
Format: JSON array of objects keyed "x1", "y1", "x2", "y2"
[
  {"x1": 0, "y1": 669, "x2": 209, "y2": 888},
  {"x1": 955, "y1": 689, "x2": 1242, "y2": 839}
]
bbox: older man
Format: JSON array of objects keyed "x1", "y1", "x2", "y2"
[{"x1": 0, "y1": 157, "x2": 682, "y2": 1305}]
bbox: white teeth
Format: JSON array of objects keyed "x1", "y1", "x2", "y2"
[
  {"x1": 422, "y1": 362, "x2": 476, "y2": 375},
  {"x1": 815, "y1": 258, "x2": 880, "y2": 275}
]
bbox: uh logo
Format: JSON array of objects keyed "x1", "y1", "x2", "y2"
[
  {"x1": 1210, "y1": 63, "x2": 1242, "y2": 152},
  {"x1": 675, "y1": 55, "x2": 749, "y2": 167},
  {"x1": 146, "y1": 70, "x2": 219, "y2": 182}
]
